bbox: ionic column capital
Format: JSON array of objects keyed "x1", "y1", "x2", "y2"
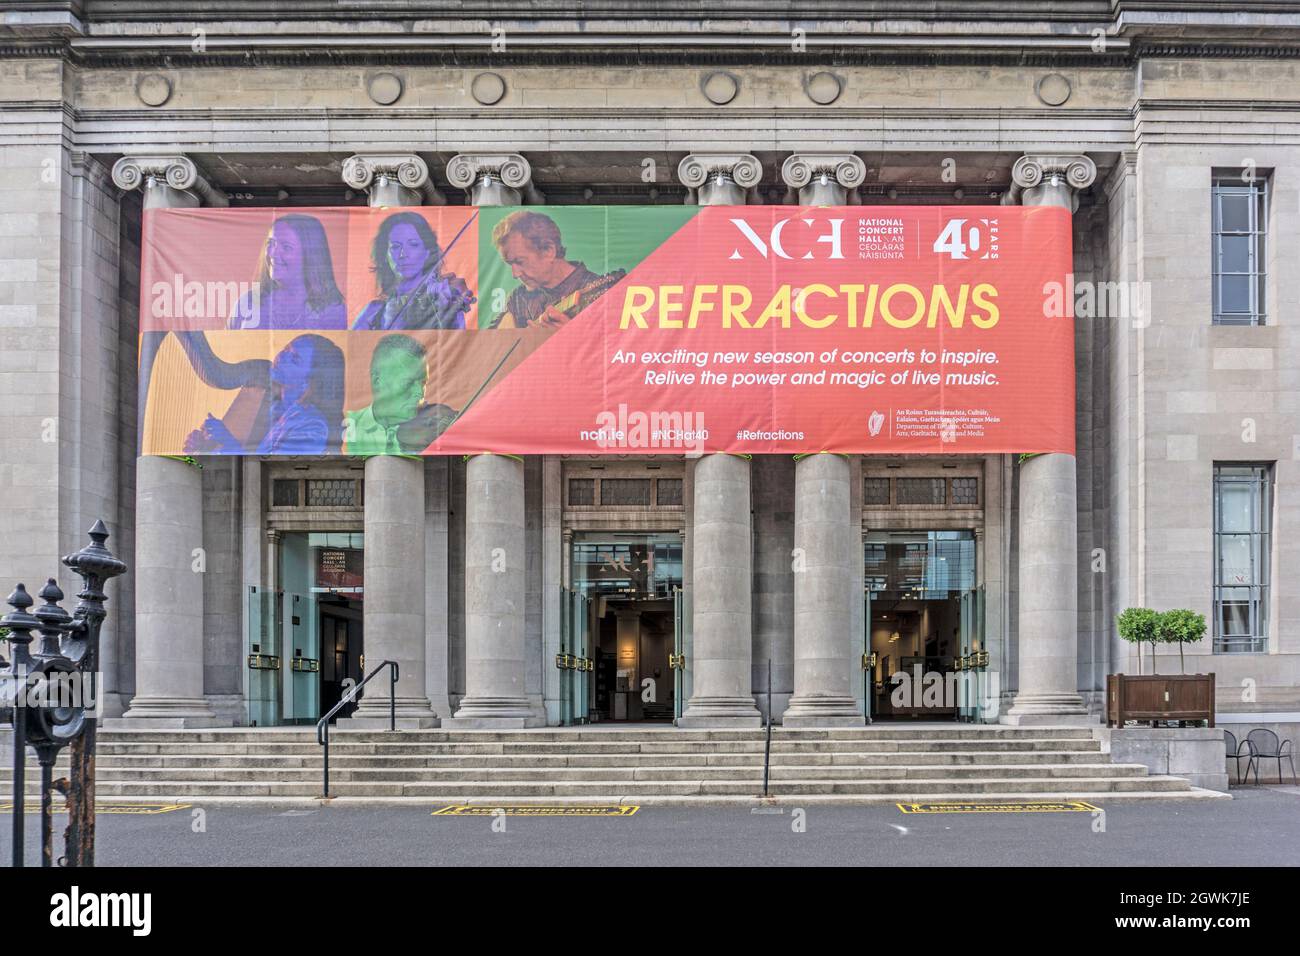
[
  {"x1": 342, "y1": 153, "x2": 443, "y2": 207},
  {"x1": 1003, "y1": 154, "x2": 1096, "y2": 212},
  {"x1": 445, "y1": 152, "x2": 535, "y2": 206},
  {"x1": 677, "y1": 153, "x2": 762, "y2": 206},
  {"x1": 111, "y1": 154, "x2": 228, "y2": 208},
  {"x1": 781, "y1": 153, "x2": 865, "y2": 205}
]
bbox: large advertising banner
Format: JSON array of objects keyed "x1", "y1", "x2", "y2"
[{"x1": 138, "y1": 204, "x2": 1074, "y2": 456}]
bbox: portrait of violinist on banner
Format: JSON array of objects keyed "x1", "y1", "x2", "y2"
[
  {"x1": 352, "y1": 210, "x2": 477, "y2": 331},
  {"x1": 487, "y1": 210, "x2": 625, "y2": 329}
]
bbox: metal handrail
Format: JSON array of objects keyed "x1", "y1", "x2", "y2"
[
  {"x1": 762, "y1": 658, "x2": 772, "y2": 798},
  {"x1": 316, "y1": 659, "x2": 399, "y2": 798}
]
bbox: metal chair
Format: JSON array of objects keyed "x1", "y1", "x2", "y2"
[
  {"x1": 1224, "y1": 730, "x2": 1252, "y2": 784},
  {"x1": 1244, "y1": 728, "x2": 1297, "y2": 785}
]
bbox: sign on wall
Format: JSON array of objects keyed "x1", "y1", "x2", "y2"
[{"x1": 137, "y1": 204, "x2": 1074, "y2": 456}]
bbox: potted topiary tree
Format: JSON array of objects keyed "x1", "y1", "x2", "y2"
[
  {"x1": 1108, "y1": 607, "x2": 1215, "y2": 727},
  {"x1": 1116, "y1": 607, "x2": 1159, "y2": 675},
  {"x1": 1156, "y1": 608, "x2": 1207, "y2": 676}
]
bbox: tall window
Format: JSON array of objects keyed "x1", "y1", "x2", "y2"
[
  {"x1": 1211, "y1": 176, "x2": 1268, "y2": 325},
  {"x1": 1213, "y1": 464, "x2": 1272, "y2": 653}
]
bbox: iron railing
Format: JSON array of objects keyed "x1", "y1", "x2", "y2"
[
  {"x1": 762, "y1": 658, "x2": 772, "y2": 798},
  {"x1": 315, "y1": 660, "x2": 398, "y2": 798}
]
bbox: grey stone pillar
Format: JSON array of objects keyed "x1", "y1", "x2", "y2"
[
  {"x1": 116, "y1": 456, "x2": 218, "y2": 726},
  {"x1": 675, "y1": 154, "x2": 763, "y2": 728},
  {"x1": 351, "y1": 455, "x2": 437, "y2": 725},
  {"x1": 111, "y1": 156, "x2": 226, "y2": 727},
  {"x1": 785, "y1": 454, "x2": 863, "y2": 726},
  {"x1": 342, "y1": 153, "x2": 439, "y2": 726},
  {"x1": 446, "y1": 454, "x2": 541, "y2": 727},
  {"x1": 1001, "y1": 154, "x2": 1096, "y2": 725},
  {"x1": 780, "y1": 154, "x2": 866, "y2": 206},
  {"x1": 751, "y1": 455, "x2": 795, "y2": 721},
  {"x1": 442, "y1": 154, "x2": 546, "y2": 727},
  {"x1": 679, "y1": 453, "x2": 762, "y2": 728}
]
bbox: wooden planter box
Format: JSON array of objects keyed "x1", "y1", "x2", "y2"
[{"x1": 1106, "y1": 673, "x2": 1215, "y2": 727}]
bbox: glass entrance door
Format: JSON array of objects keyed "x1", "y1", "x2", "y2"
[
  {"x1": 958, "y1": 585, "x2": 986, "y2": 722},
  {"x1": 672, "y1": 587, "x2": 684, "y2": 721},
  {"x1": 558, "y1": 586, "x2": 592, "y2": 725}
]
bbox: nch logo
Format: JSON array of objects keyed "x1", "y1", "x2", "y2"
[{"x1": 729, "y1": 217, "x2": 845, "y2": 261}]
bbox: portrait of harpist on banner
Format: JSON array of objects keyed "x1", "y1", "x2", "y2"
[
  {"x1": 487, "y1": 210, "x2": 626, "y2": 329},
  {"x1": 227, "y1": 213, "x2": 348, "y2": 331},
  {"x1": 182, "y1": 333, "x2": 347, "y2": 455}
]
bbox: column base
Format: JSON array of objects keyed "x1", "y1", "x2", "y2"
[
  {"x1": 445, "y1": 696, "x2": 546, "y2": 729},
  {"x1": 782, "y1": 696, "x2": 863, "y2": 728},
  {"x1": 106, "y1": 696, "x2": 226, "y2": 729},
  {"x1": 1000, "y1": 694, "x2": 1095, "y2": 726},
  {"x1": 338, "y1": 716, "x2": 441, "y2": 730},
  {"x1": 441, "y1": 716, "x2": 546, "y2": 729},
  {"x1": 342, "y1": 696, "x2": 439, "y2": 729},
  {"x1": 677, "y1": 697, "x2": 763, "y2": 729}
]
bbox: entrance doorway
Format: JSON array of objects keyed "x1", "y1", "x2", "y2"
[
  {"x1": 562, "y1": 531, "x2": 683, "y2": 724},
  {"x1": 864, "y1": 530, "x2": 986, "y2": 721},
  {"x1": 319, "y1": 597, "x2": 363, "y2": 720},
  {"x1": 246, "y1": 531, "x2": 365, "y2": 726},
  {"x1": 593, "y1": 599, "x2": 676, "y2": 722}
]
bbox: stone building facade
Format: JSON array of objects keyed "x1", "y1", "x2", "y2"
[{"x1": 1, "y1": 2, "x2": 1298, "y2": 736}]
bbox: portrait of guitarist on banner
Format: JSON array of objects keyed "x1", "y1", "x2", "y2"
[{"x1": 485, "y1": 209, "x2": 626, "y2": 329}]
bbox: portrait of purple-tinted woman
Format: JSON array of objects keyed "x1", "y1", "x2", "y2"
[
  {"x1": 352, "y1": 211, "x2": 476, "y2": 331},
  {"x1": 228, "y1": 214, "x2": 347, "y2": 330},
  {"x1": 184, "y1": 334, "x2": 346, "y2": 455}
]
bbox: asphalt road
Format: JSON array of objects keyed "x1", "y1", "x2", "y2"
[{"x1": 2, "y1": 787, "x2": 1298, "y2": 867}]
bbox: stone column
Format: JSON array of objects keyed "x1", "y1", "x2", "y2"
[
  {"x1": 446, "y1": 454, "x2": 540, "y2": 727},
  {"x1": 785, "y1": 453, "x2": 864, "y2": 726},
  {"x1": 111, "y1": 156, "x2": 226, "y2": 727},
  {"x1": 679, "y1": 453, "x2": 762, "y2": 727},
  {"x1": 345, "y1": 153, "x2": 438, "y2": 726},
  {"x1": 445, "y1": 152, "x2": 544, "y2": 728},
  {"x1": 674, "y1": 153, "x2": 763, "y2": 728},
  {"x1": 780, "y1": 153, "x2": 866, "y2": 206},
  {"x1": 1001, "y1": 154, "x2": 1096, "y2": 726}
]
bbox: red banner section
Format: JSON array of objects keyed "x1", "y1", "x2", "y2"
[{"x1": 138, "y1": 204, "x2": 1074, "y2": 456}]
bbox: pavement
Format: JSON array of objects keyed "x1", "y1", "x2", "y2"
[{"x1": 2, "y1": 784, "x2": 1297, "y2": 867}]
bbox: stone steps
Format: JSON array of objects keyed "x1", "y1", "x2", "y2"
[
  {"x1": 1, "y1": 762, "x2": 1151, "y2": 786},
  {"x1": 2, "y1": 775, "x2": 1192, "y2": 799},
  {"x1": 0, "y1": 726, "x2": 1209, "y2": 804},
  {"x1": 86, "y1": 739, "x2": 1103, "y2": 756},
  {"x1": 0, "y1": 749, "x2": 1120, "y2": 770},
  {"x1": 86, "y1": 733, "x2": 1097, "y2": 749}
]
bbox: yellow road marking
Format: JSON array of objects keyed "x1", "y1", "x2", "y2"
[
  {"x1": 897, "y1": 801, "x2": 1101, "y2": 814},
  {"x1": 0, "y1": 803, "x2": 190, "y2": 815},
  {"x1": 432, "y1": 805, "x2": 639, "y2": 817}
]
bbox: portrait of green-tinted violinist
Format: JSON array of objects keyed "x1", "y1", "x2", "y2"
[
  {"x1": 486, "y1": 210, "x2": 626, "y2": 329},
  {"x1": 352, "y1": 211, "x2": 477, "y2": 331},
  {"x1": 344, "y1": 334, "x2": 456, "y2": 455}
]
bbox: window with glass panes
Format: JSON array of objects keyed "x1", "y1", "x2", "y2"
[
  {"x1": 1213, "y1": 464, "x2": 1272, "y2": 653},
  {"x1": 1211, "y1": 177, "x2": 1267, "y2": 326}
]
